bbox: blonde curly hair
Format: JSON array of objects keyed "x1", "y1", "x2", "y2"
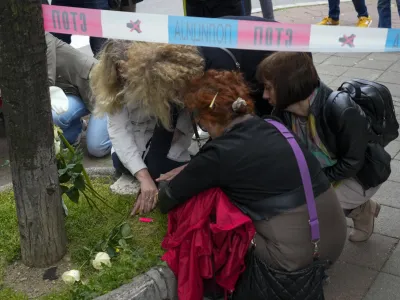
[{"x1": 91, "y1": 41, "x2": 205, "y2": 129}]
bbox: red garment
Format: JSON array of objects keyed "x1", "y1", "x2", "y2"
[{"x1": 162, "y1": 188, "x2": 255, "y2": 300}]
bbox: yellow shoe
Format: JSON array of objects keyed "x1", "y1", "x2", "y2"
[
  {"x1": 357, "y1": 16, "x2": 372, "y2": 27},
  {"x1": 317, "y1": 17, "x2": 339, "y2": 25}
]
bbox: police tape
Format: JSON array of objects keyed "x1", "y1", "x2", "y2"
[{"x1": 42, "y1": 4, "x2": 400, "y2": 53}]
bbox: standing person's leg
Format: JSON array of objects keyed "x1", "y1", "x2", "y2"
[
  {"x1": 352, "y1": 0, "x2": 372, "y2": 27},
  {"x1": 50, "y1": 0, "x2": 73, "y2": 43},
  {"x1": 52, "y1": 94, "x2": 89, "y2": 145},
  {"x1": 184, "y1": 0, "x2": 207, "y2": 17},
  {"x1": 378, "y1": 0, "x2": 392, "y2": 28},
  {"x1": 83, "y1": 0, "x2": 110, "y2": 56},
  {"x1": 86, "y1": 114, "x2": 112, "y2": 157},
  {"x1": 317, "y1": 0, "x2": 340, "y2": 25},
  {"x1": 397, "y1": 0, "x2": 400, "y2": 17},
  {"x1": 259, "y1": 0, "x2": 274, "y2": 20},
  {"x1": 242, "y1": 0, "x2": 252, "y2": 15}
]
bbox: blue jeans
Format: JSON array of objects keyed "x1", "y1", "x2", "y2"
[
  {"x1": 328, "y1": 0, "x2": 369, "y2": 20},
  {"x1": 52, "y1": 94, "x2": 111, "y2": 157},
  {"x1": 378, "y1": 0, "x2": 400, "y2": 28},
  {"x1": 50, "y1": 0, "x2": 109, "y2": 55}
]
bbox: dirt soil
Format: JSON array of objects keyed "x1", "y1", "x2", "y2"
[{"x1": 3, "y1": 254, "x2": 73, "y2": 298}]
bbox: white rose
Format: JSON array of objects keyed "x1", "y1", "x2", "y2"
[
  {"x1": 61, "y1": 270, "x2": 80, "y2": 284},
  {"x1": 53, "y1": 126, "x2": 59, "y2": 140},
  {"x1": 92, "y1": 252, "x2": 112, "y2": 270},
  {"x1": 54, "y1": 140, "x2": 61, "y2": 155}
]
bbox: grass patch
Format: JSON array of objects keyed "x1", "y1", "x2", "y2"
[{"x1": 0, "y1": 178, "x2": 167, "y2": 299}]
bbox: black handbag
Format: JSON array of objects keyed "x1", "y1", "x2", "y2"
[{"x1": 233, "y1": 119, "x2": 329, "y2": 300}]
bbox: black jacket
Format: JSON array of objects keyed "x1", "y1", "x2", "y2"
[
  {"x1": 275, "y1": 82, "x2": 370, "y2": 184},
  {"x1": 159, "y1": 116, "x2": 331, "y2": 220}
]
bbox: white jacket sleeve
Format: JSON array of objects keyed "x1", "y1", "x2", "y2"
[{"x1": 108, "y1": 107, "x2": 147, "y2": 176}]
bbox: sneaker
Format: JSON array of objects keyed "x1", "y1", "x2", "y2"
[
  {"x1": 356, "y1": 16, "x2": 372, "y2": 27},
  {"x1": 317, "y1": 17, "x2": 339, "y2": 26}
]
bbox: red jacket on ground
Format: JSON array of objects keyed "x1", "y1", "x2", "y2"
[{"x1": 162, "y1": 188, "x2": 255, "y2": 300}]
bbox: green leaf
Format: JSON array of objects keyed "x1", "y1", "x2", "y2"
[
  {"x1": 106, "y1": 246, "x2": 117, "y2": 258},
  {"x1": 59, "y1": 173, "x2": 72, "y2": 183},
  {"x1": 58, "y1": 168, "x2": 69, "y2": 176},
  {"x1": 120, "y1": 223, "x2": 132, "y2": 238},
  {"x1": 74, "y1": 175, "x2": 86, "y2": 191},
  {"x1": 118, "y1": 239, "x2": 128, "y2": 249},
  {"x1": 60, "y1": 185, "x2": 69, "y2": 195},
  {"x1": 66, "y1": 187, "x2": 80, "y2": 203},
  {"x1": 71, "y1": 163, "x2": 83, "y2": 173}
]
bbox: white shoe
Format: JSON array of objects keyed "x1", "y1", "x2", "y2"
[{"x1": 110, "y1": 174, "x2": 140, "y2": 196}]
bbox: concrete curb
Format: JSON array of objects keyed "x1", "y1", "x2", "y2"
[
  {"x1": 94, "y1": 266, "x2": 177, "y2": 300},
  {"x1": 0, "y1": 167, "x2": 116, "y2": 192}
]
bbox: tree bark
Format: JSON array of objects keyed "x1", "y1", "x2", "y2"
[{"x1": 0, "y1": 0, "x2": 67, "y2": 267}]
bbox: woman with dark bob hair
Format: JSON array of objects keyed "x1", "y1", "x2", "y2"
[
  {"x1": 157, "y1": 70, "x2": 346, "y2": 278},
  {"x1": 257, "y1": 52, "x2": 386, "y2": 242}
]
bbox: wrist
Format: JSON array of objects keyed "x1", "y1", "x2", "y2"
[{"x1": 135, "y1": 169, "x2": 152, "y2": 183}]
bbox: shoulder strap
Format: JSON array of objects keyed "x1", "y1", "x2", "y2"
[
  {"x1": 219, "y1": 48, "x2": 240, "y2": 71},
  {"x1": 265, "y1": 119, "x2": 320, "y2": 245}
]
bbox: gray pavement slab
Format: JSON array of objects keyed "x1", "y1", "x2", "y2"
[
  {"x1": 324, "y1": 261, "x2": 378, "y2": 300},
  {"x1": 382, "y1": 242, "x2": 400, "y2": 277},
  {"x1": 388, "y1": 159, "x2": 400, "y2": 183},
  {"x1": 388, "y1": 61, "x2": 400, "y2": 73},
  {"x1": 342, "y1": 68, "x2": 384, "y2": 81},
  {"x1": 354, "y1": 58, "x2": 395, "y2": 71},
  {"x1": 373, "y1": 180, "x2": 400, "y2": 209},
  {"x1": 374, "y1": 205, "x2": 400, "y2": 239},
  {"x1": 364, "y1": 272, "x2": 400, "y2": 300},
  {"x1": 315, "y1": 64, "x2": 349, "y2": 77},
  {"x1": 385, "y1": 140, "x2": 400, "y2": 158},
  {"x1": 321, "y1": 56, "x2": 361, "y2": 67},
  {"x1": 378, "y1": 71, "x2": 400, "y2": 85},
  {"x1": 339, "y1": 230, "x2": 398, "y2": 271}
]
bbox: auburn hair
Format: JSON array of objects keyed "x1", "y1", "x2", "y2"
[{"x1": 184, "y1": 70, "x2": 254, "y2": 126}]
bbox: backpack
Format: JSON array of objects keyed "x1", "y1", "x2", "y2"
[{"x1": 337, "y1": 79, "x2": 399, "y2": 147}]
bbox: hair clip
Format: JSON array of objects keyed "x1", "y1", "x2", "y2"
[{"x1": 209, "y1": 92, "x2": 218, "y2": 109}]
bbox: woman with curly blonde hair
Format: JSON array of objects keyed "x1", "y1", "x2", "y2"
[{"x1": 91, "y1": 40, "x2": 205, "y2": 215}]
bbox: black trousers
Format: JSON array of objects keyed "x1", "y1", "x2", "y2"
[
  {"x1": 50, "y1": 0, "x2": 109, "y2": 56},
  {"x1": 184, "y1": 0, "x2": 243, "y2": 17}
]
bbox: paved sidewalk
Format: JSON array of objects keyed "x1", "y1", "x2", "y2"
[{"x1": 266, "y1": 2, "x2": 400, "y2": 300}]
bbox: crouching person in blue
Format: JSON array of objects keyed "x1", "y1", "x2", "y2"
[{"x1": 46, "y1": 33, "x2": 111, "y2": 157}]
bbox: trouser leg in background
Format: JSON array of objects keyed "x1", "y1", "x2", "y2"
[
  {"x1": 49, "y1": 0, "x2": 74, "y2": 43},
  {"x1": 83, "y1": 0, "x2": 110, "y2": 56},
  {"x1": 242, "y1": 0, "x2": 252, "y2": 15},
  {"x1": 259, "y1": 0, "x2": 274, "y2": 20},
  {"x1": 377, "y1": 0, "x2": 392, "y2": 28},
  {"x1": 328, "y1": 0, "x2": 341, "y2": 20},
  {"x1": 352, "y1": 0, "x2": 369, "y2": 17}
]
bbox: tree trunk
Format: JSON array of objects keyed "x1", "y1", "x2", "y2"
[{"x1": 0, "y1": 0, "x2": 67, "y2": 267}]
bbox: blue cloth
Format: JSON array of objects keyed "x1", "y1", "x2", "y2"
[
  {"x1": 378, "y1": 0, "x2": 400, "y2": 28},
  {"x1": 328, "y1": 0, "x2": 369, "y2": 20},
  {"x1": 52, "y1": 94, "x2": 111, "y2": 157}
]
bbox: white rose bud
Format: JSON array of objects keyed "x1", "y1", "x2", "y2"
[
  {"x1": 61, "y1": 270, "x2": 80, "y2": 284},
  {"x1": 92, "y1": 252, "x2": 112, "y2": 270},
  {"x1": 54, "y1": 140, "x2": 61, "y2": 155}
]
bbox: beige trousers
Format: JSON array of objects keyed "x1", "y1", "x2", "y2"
[{"x1": 335, "y1": 178, "x2": 381, "y2": 210}]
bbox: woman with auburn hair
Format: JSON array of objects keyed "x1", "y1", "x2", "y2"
[
  {"x1": 257, "y1": 52, "x2": 389, "y2": 242},
  {"x1": 157, "y1": 70, "x2": 346, "y2": 290},
  {"x1": 90, "y1": 40, "x2": 204, "y2": 215}
]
